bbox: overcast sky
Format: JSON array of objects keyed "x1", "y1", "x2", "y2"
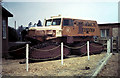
[{"x1": 2, "y1": 0, "x2": 119, "y2": 29}]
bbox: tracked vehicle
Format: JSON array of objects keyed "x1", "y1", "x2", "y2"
[{"x1": 26, "y1": 15, "x2": 103, "y2": 60}]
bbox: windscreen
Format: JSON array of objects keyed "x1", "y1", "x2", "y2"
[
  {"x1": 45, "y1": 19, "x2": 52, "y2": 26},
  {"x1": 45, "y1": 18, "x2": 61, "y2": 26}
]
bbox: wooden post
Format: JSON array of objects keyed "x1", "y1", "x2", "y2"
[
  {"x1": 87, "y1": 41, "x2": 90, "y2": 60},
  {"x1": 0, "y1": 5, "x2": 2, "y2": 77},
  {"x1": 26, "y1": 44, "x2": 29, "y2": 71},
  {"x1": 118, "y1": 36, "x2": 120, "y2": 52},
  {"x1": 107, "y1": 39, "x2": 111, "y2": 55},
  {"x1": 61, "y1": 42, "x2": 63, "y2": 65},
  {"x1": 111, "y1": 37, "x2": 113, "y2": 53},
  {"x1": 116, "y1": 37, "x2": 119, "y2": 52},
  {"x1": 118, "y1": 36, "x2": 120, "y2": 53}
]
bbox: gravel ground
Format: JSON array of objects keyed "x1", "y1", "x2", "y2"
[{"x1": 2, "y1": 52, "x2": 118, "y2": 76}]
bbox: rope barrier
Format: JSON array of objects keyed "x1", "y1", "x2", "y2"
[
  {"x1": 29, "y1": 55, "x2": 61, "y2": 61},
  {"x1": 89, "y1": 48, "x2": 103, "y2": 55},
  {"x1": 90, "y1": 44, "x2": 103, "y2": 48},
  {"x1": 80, "y1": 52, "x2": 87, "y2": 56},
  {"x1": 64, "y1": 43, "x2": 87, "y2": 49},
  {"x1": 3, "y1": 42, "x2": 104, "y2": 64},
  {"x1": 7, "y1": 42, "x2": 101, "y2": 53},
  {"x1": 2, "y1": 61, "x2": 21, "y2": 65},
  {"x1": 8, "y1": 46, "x2": 26, "y2": 52},
  {"x1": 31, "y1": 45, "x2": 60, "y2": 52}
]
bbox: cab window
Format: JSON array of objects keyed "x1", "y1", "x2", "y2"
[
  {"x1": 45, "y1": 18, "x2": 61, "y2": 26},
  {"x1": 52, "y1": 18, "x2": 61, "y2": 25},
  {"x1": 63, "y1": 19, "x2": 73, "y2": 26}
]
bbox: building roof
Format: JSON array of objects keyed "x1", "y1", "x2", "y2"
[
  {"x1": 98, "y1": 23, "x2": 120, "y2": 26},
  {"x1": 2, "y1": 7, "x2": 13, "y2": 17}
]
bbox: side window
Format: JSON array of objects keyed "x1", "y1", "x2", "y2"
[
  {"x1": 77, "y1": 22, "x2": 84, "y2": 26},
  {"x1": 2, "y1": 19, "x2": 6, "y2": 39},
  {"x1": 63, "y1": 19, "x2": 73, "y2": 26}
]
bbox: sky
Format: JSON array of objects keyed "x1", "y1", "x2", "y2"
[{"x1": 1, "y1": 0, "x2": 119, "y2": 29}]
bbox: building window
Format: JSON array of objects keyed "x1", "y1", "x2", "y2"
[
  {"x1": 2, "y1": 19, "x2": 6, "y2": 39},
  {"x1": 100, "y1": 29, "x2": 109, "y2": 37}
]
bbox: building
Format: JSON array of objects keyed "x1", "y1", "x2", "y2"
[
  {"x1": 0, "y1": 5, "x2": 2, "y2": 59},
  {"x1": 98, "y1": 23, "x2": 120, "y2": 38},
  {"x1": 1, "y1": 6, "x2": 13, "y2": 58},
  {"x1": 98, "y1": 23, "x2": 120, "y2": 51}
]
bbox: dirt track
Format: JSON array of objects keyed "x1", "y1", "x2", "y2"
[{"x1": 2, "y1": 52, "x2": 119, "y2": 76}]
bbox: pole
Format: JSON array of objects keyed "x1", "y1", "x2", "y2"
[
  {"x1": 87, "y1": 41, "x2": 90, "y2": 60},
  {"x1": 15, "y1": 21, "x2": 16, "y2": 30},
  {"x1": 118, "y1": 37, "x2": 120, "y2": 52},
  {"x1": 107, "y1": 39, "x2": 111, "y2": 55},
  {"x1": 61, "y1": 42, "x2": 63, "y2": 65},
  {"x1": 111, "y1": 37, "x2": 113, "y2": 53},
  {"x1": 116, "y1": 37, "x2": 119, "y2": 52},
  {"x1": 26, "y1": 44, "x2": 29, "y2": 71},
  {"x1": 85, "y1": 41, "x2": 90, "y2": 70}
]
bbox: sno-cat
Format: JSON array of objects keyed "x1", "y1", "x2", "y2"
[{"x1": 26, "y1": 15, "x2": 103, "y2": 60}]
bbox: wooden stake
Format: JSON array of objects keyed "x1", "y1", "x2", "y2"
[
  {"x1": 87, "y1": 41, "x2": 90, "y2": 60},
  {"x1": 107, "y1": 39, "x2": 111, "y2": 55},
  {"x1": 61, "y1": 42, "x2": 63, "y2": 65},
  {"x1": 26, "y1": 44, "x2": 29, "y2": 71}
]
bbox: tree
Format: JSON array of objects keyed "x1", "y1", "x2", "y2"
[
  {"x1": 21, "y1": 28, "x2": 28, "y2": 41},
  {"x1": 28, "y1": 22, "x2": 32, "y2": 27},
  {"x1": 33, "y1": 23, "x2": 37, "y2": 27},
  {"x1": 37, "y1": 20, "x2": 42, "y2": 26},
  {"x1": 8, "y1": 26, "x2": 19, "y2": 42},
  {"x1": 17, "y1": 25, "x2": 24, "y2": 41}
]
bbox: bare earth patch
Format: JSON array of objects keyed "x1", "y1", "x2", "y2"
[
  {"x1": 2, "y1": 52, "x2": 118, "y2": 76},
  {"x1": 98, "y1": 53, "x2": 119, "y2": 77}
]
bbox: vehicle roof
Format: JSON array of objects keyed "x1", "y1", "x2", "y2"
[{"x1": 45, "y1": 16, "x2": 97, "y2": 22}]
